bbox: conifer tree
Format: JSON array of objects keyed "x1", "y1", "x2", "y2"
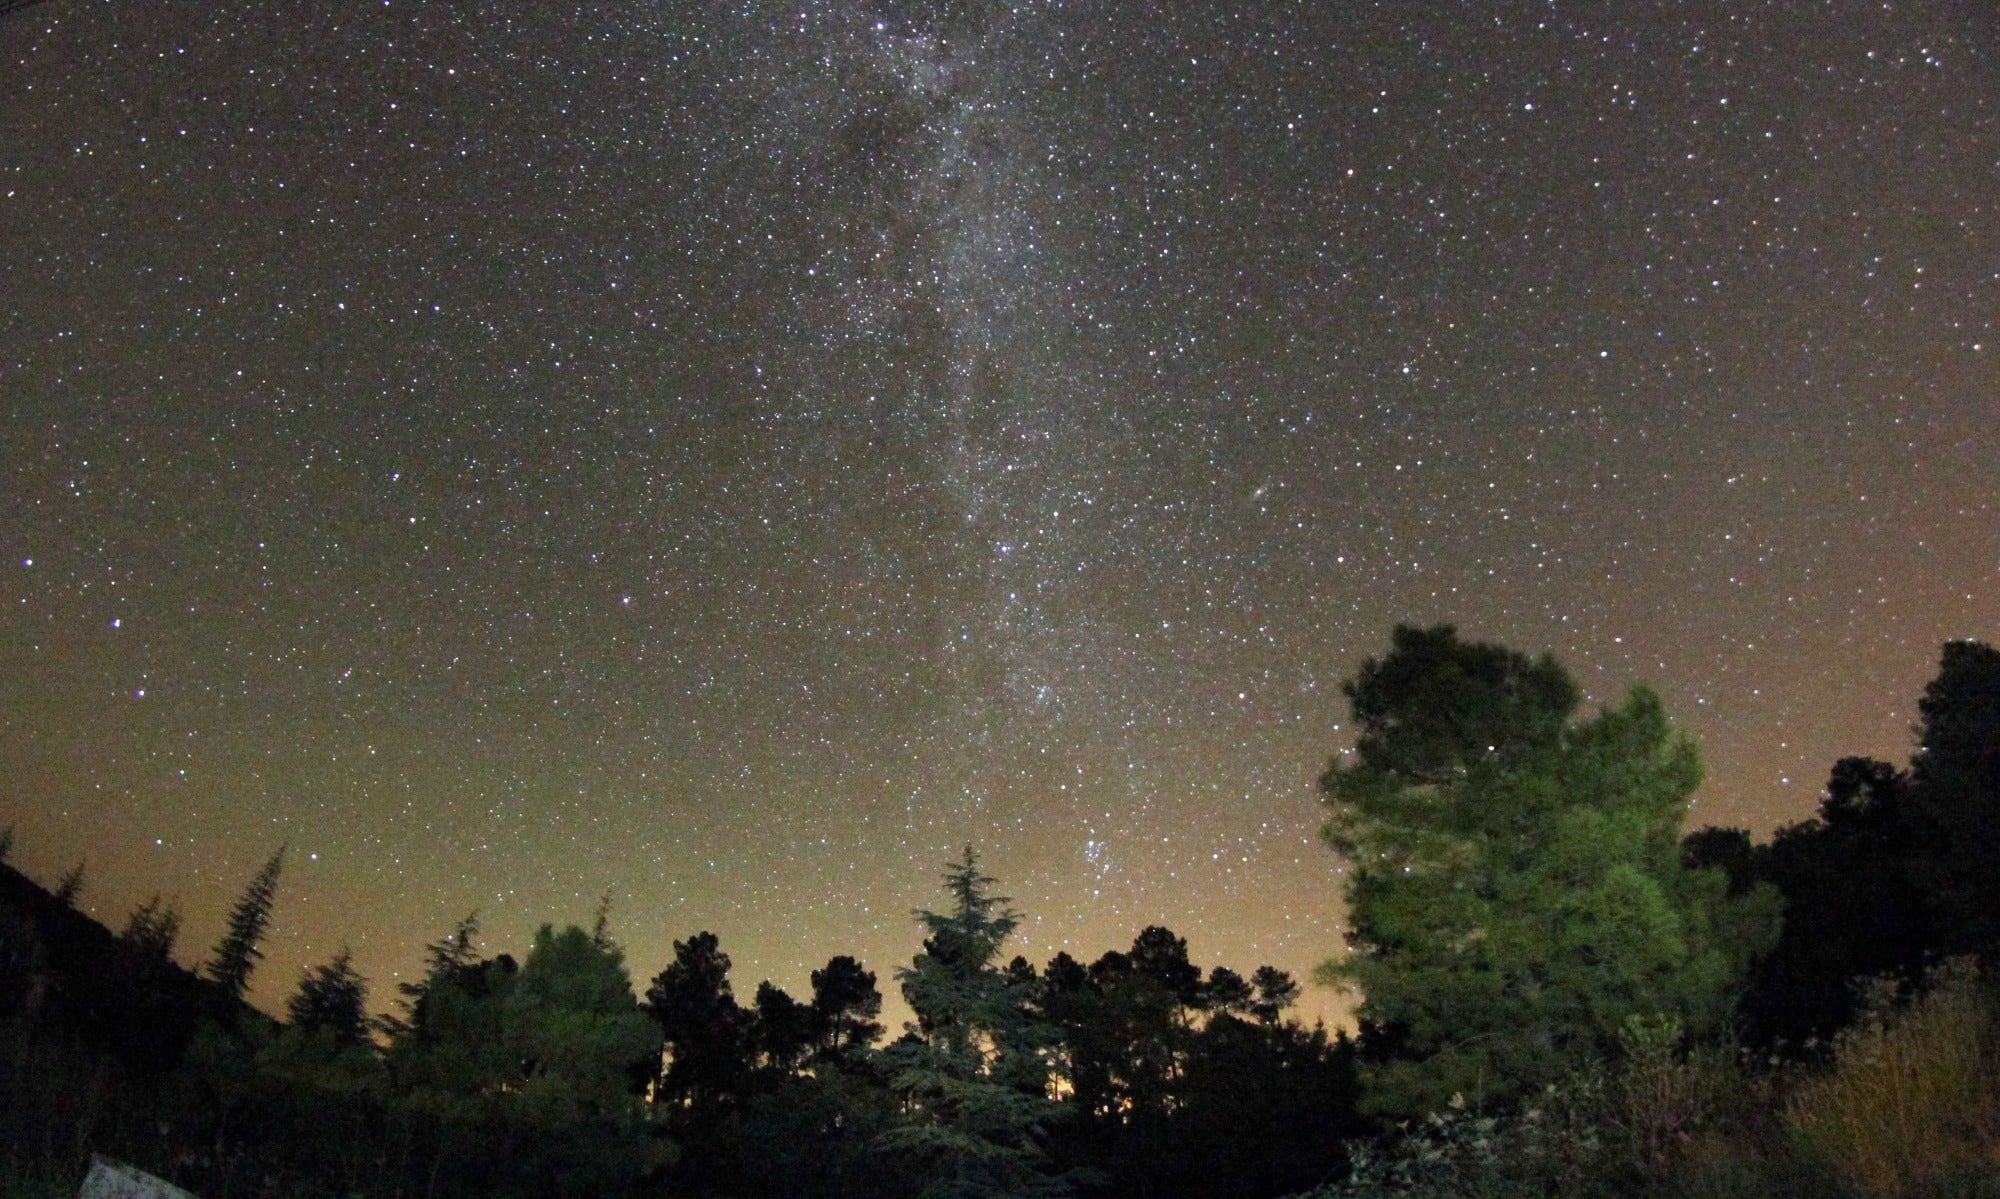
[
  {"x1": 207, "y1": 845, "x2": 285, "y2": 1000},
  {"x1": 122, "y1": 894, "x2": 182, "y2": 966},
  {"x1": 811, "y1": 953, "x2": 885, "y2": 1060},
  {"x1": 591, "y1": 890, "x2": 616, "y2": 950},
  {"x1": 382, "y1": 911, "x2": 482, "y2": 1040},
  {"x1": 1321, "y1": 626, "x2": 1777, "y2": 1116},
  {"x1": 1908, "y1": 639, "x2": 2000, "y2": 956},
  {"x1": 288, "y1": 947, "x2": 372, "y2": 1049},
  {"x1": 646, "y1": 930, "x2": 750, "y2": 1113},
  {"x1": 880, "y1": 846, "x2": 1073, "y2": 1199},
  {"x1": 51, "y1": 860, "x2": 83, "y2": 907},
  {"x1": 1248, "y1": 965, "x2": 1300, "y2": 1025},
  {"x1": 506, "y1": 924, "x2": 661, "y2": 1113}
]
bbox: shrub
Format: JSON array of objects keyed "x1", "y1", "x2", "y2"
[{"x1": 1785, "y1": 958, "x2": 2000, "y2": 1197}]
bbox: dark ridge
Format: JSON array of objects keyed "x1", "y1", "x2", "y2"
[{"x1": 0, "y1": 861, "x2": 249, "y2": 1073}]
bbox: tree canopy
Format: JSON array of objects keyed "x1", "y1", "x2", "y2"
[{"x1": 1320, "y1": 625, "x2": 1778, "y2": 1115}]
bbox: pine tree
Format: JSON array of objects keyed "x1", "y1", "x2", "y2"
[
  {"x1": 591, "y1": 890, "x2": 616, "y2": 950},
  {"x1": 508, "y1": 924, "x2": 662, "y2": 1105},
  {"x1": 383, "y1": 911, "x2": 482, "y2": 1040},
  {"x1": 207, "y1": 846, "x2": 285, "y2": 1000},
  {"x1": 288, "y1": 948, "x2": 372, "y2": 1049},
  {"x1": 122, "y1": 894, "x2": 182, "y2": 966},
  {"x1": 1321, "y1": 626, "x2": 1778, "y2": 1116},
  {"x1": 879, "y1": 846, "x2": 1073, "y2": 1199},
  {"x1": 645, "y1": 930, "x2": 750, "y2": 1114},
  {"x1": 51, "y1": 861, "x2": 83, "y2": 907},
  {"x1": 1908, "y1": 639, "x2": 2000, "y2": 956},
  {"x1": 811, "y1": 954, "x2": 885, "y2": 1060},
  {"x1": 1248, "y1": 965, "x2": 1300, "y2": 1026}
]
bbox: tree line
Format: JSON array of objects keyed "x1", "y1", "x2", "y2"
[
  {"x1": 0, "y1": 838, "x2": 1352, "y2": 1199},
  {"x1": 2, "y1": 626, "x2": 1996, "y2": 1199}
]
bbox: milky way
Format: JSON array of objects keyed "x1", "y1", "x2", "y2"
[{"x1": 2, "y1": 2, "x2": 1994, "y2": 1024}]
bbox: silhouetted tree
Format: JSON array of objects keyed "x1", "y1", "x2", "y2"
[
  {"x1": 1682, "y1": 641, "x2": 2000, "y2": 1049},
  {"x1": 382, "y1": 911, "x2": 481, "y2": 1041},
  {"x1": 1907, "y1": 639, "x2": 2000, "y2": 957},
  {"x1": 1166, "y1": 1014, "x2": 1362, "y2": 1199},
  {"x1": 120, "y1": 894, "x2": 182, "y2": 968},
  {"x1": 386, "y1": 931, "x2": 518, "y2": 1097},
  {"x1": 811, "y1": 953, "x2": 885, "y2": 1061},
  {"x1": 646, "y1": 930, "x2": 751, "y2": 1114},
  {"x1": 207, "y1": 846, "x2": 285, "y2": 1000},
  {"x1": 1248, "y1": 965, "x2": 1299, "y2": 1026},
  {"x1": 1204, "y1": 966, "x2": 1253, "y2": 1017},
  {"x1": 1322, "y1": 625, "x2": 1779, "y2": 1116},
  {"x1": 1129, "y1": 926, "x2": 1203, "y2": 1013},
  {"x1": 754, "y1": 981, "x2": 818, "y2": 1073},
  {"x1": 1679, "y1": 826, "x2": 1759, "y2": 895},
  {"x1": 880, "y1": 846, "x2": 1073, "y2": 1199},
  {"x1": 1080, "y1": 929, "x2": 1202, "y2": 1120},
  {"x1": 51, "y1": 860, "x2": 83, "y2": 908},
  {"x1": 591, "y1": 891, "x2": 616, "y2": 950},
  {"x1": 288, "y1": 948, "x2": 371, "y2": 1050},
  {"x1": 1689, "y1": 756, "x2": 1928, "y2": 1046},
  {"x1": 1038, "y1": 937, "x2": 1349, "y2": 1199}
]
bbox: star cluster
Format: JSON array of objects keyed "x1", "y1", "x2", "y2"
[{"x1": 1, "y1": 1, "x2": 1994, "y2": 1023}]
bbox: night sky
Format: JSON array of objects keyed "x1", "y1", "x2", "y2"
[{"x1": 2, "y1": 2, "x2": 1994, "y2": 1026}]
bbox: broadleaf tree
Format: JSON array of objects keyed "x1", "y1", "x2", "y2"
[{"x1": 1319, "y1": 625, "x2": 1777, "y2": 1116}]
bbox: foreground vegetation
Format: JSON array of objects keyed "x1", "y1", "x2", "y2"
[{"x1": 2, "y1": 629, "x2": 1995, "y2": 1198}]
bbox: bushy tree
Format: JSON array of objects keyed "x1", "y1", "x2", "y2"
[
  {"x1": 504, "y1": 923, "x2": 662, "y2": 1119},
  {"x1": 754, "y1": 980, "x2": 818, "y2": 1073},
  {"x1": 1204, "y1": 966, "x2": 1254, "y2": 1017},
  {"x1": 385, "y1": 920, "x2": 666, "y2": 1198},
  {"x1": 812, "y1": 953, "x2": 885, "y2": 1061},
  {"x1": 1249, "y1": 965, "x2": 1300, "y2": 1026},
  {"x1": 1907, "y1": 639, "x2": 2000, "y2": 957},
  {"x1": 381, "y1": 911, "x2": 482, "y2": 1041},
  {"x1": 1685, "y1": 639, "x2": 2000, "y2": 1049},
  {"x1": 387, "y1": 937, "x2": 519, "y2": 1100},
  {"x1": 1066, "y1": 927, "x2": 1203, "y2": 1120},
  {"x1": 1321, "y1": 625, "x2": 1777, "y2": 1116},
  {"x1": 1688, "y1": 757, "x2": 1929, "y2": 1046},
  {"x1": 1036, "y1": 939, "x2": 1351, "y2": 1199},
  {"x1": 288, "y1": 947, "x2": 372, "y2": 1049},
  {"x1": 646, "y1": 930, "x2": 751, "y2": 1113}
]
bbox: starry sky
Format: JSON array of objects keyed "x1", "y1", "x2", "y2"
[{"x1": 1, "y1": 1, "x2": 1995, "y2": 1026}]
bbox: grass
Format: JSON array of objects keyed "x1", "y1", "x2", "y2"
[{"x1": 1785, "y1": 958, "x2": 2000, "y2": 1198}]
